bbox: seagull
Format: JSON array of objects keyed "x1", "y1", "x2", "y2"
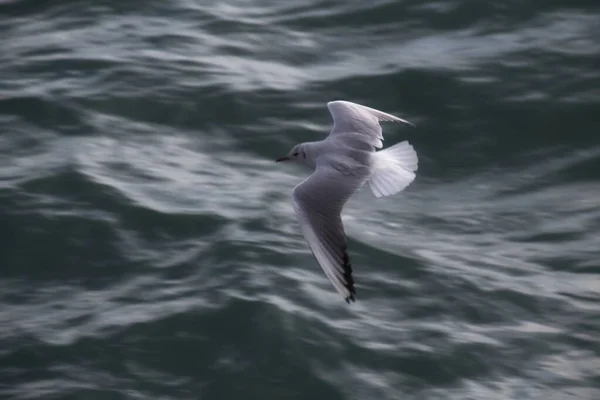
[{"x1": 276, "y1": 100, "x2": 418, "y2": 303}]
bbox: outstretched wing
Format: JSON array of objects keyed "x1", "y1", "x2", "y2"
[
  {"x1": 291, "y1": 165, "x2": 368, "y2": 302},
  {"x1": 326, "y1": 100, "x2": 414, "y2": 149}
]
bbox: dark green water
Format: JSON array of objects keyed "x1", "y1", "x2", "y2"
[{"x1": 1, "y1": 1, "x2": 599, "y2": 399}]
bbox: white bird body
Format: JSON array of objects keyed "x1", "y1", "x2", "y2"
[{"x1": 276, "y1": 100, "x2": 418, "y2": 303}]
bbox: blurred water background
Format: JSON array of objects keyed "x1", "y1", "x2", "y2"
[{"x1": 1, "y1": 0, "x2": 599, "y2": 399}]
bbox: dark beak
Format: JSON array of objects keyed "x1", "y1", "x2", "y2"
[{"x1": 276, "y1": 156, "x2": 290, "y2": 162}]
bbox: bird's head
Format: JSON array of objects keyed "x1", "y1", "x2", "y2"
[{"x1": 276, "y1": 143, "x2": 306, "y2": 163}]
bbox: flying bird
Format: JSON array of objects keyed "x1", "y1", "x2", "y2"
[{"x1": 276, "y1": 100, "x2": 418, "y2": 303}]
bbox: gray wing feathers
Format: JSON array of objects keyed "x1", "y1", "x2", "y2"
[
  {"x1": 291, "y1": 167, "x2": 365, "y2": 302},
  {"x1": 326, "y1": 100, "x2": 414, "y2": 149}
]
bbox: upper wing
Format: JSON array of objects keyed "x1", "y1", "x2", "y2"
[
  {"x1": 291, "y1": 165, "x2": 368, "y2": 303},
  {"x1": 326, "y1": 100, "x2": 414, "y2": 149}
]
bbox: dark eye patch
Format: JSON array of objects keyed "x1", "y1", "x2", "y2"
[{"x1": 293, "y1": 152, "x2": 299, "y2": 156}]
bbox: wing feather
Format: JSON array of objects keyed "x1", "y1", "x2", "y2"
[
  {"x1": 326, "y1": 100, "x2": 414, "y2": 149},
  {"x1": 291, "y1": 166, "x2": 367, "y2": 302}
]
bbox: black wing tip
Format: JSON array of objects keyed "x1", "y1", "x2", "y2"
[{"x1": 342, "y1": 247, "x2": 356, "y2": 304}]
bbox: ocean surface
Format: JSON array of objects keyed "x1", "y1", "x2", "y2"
[{"x1": 1, "y1": 0, "x2": 599, "y2": 399}]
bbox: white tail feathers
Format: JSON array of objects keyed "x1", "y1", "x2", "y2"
[{"x1": 368, "y1": 141, "x2": 418, "y2": 198}]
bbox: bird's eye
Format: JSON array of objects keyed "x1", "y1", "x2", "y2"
[{"x1": 293, "y1": 152, "x2": 299, "y2": 156}]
